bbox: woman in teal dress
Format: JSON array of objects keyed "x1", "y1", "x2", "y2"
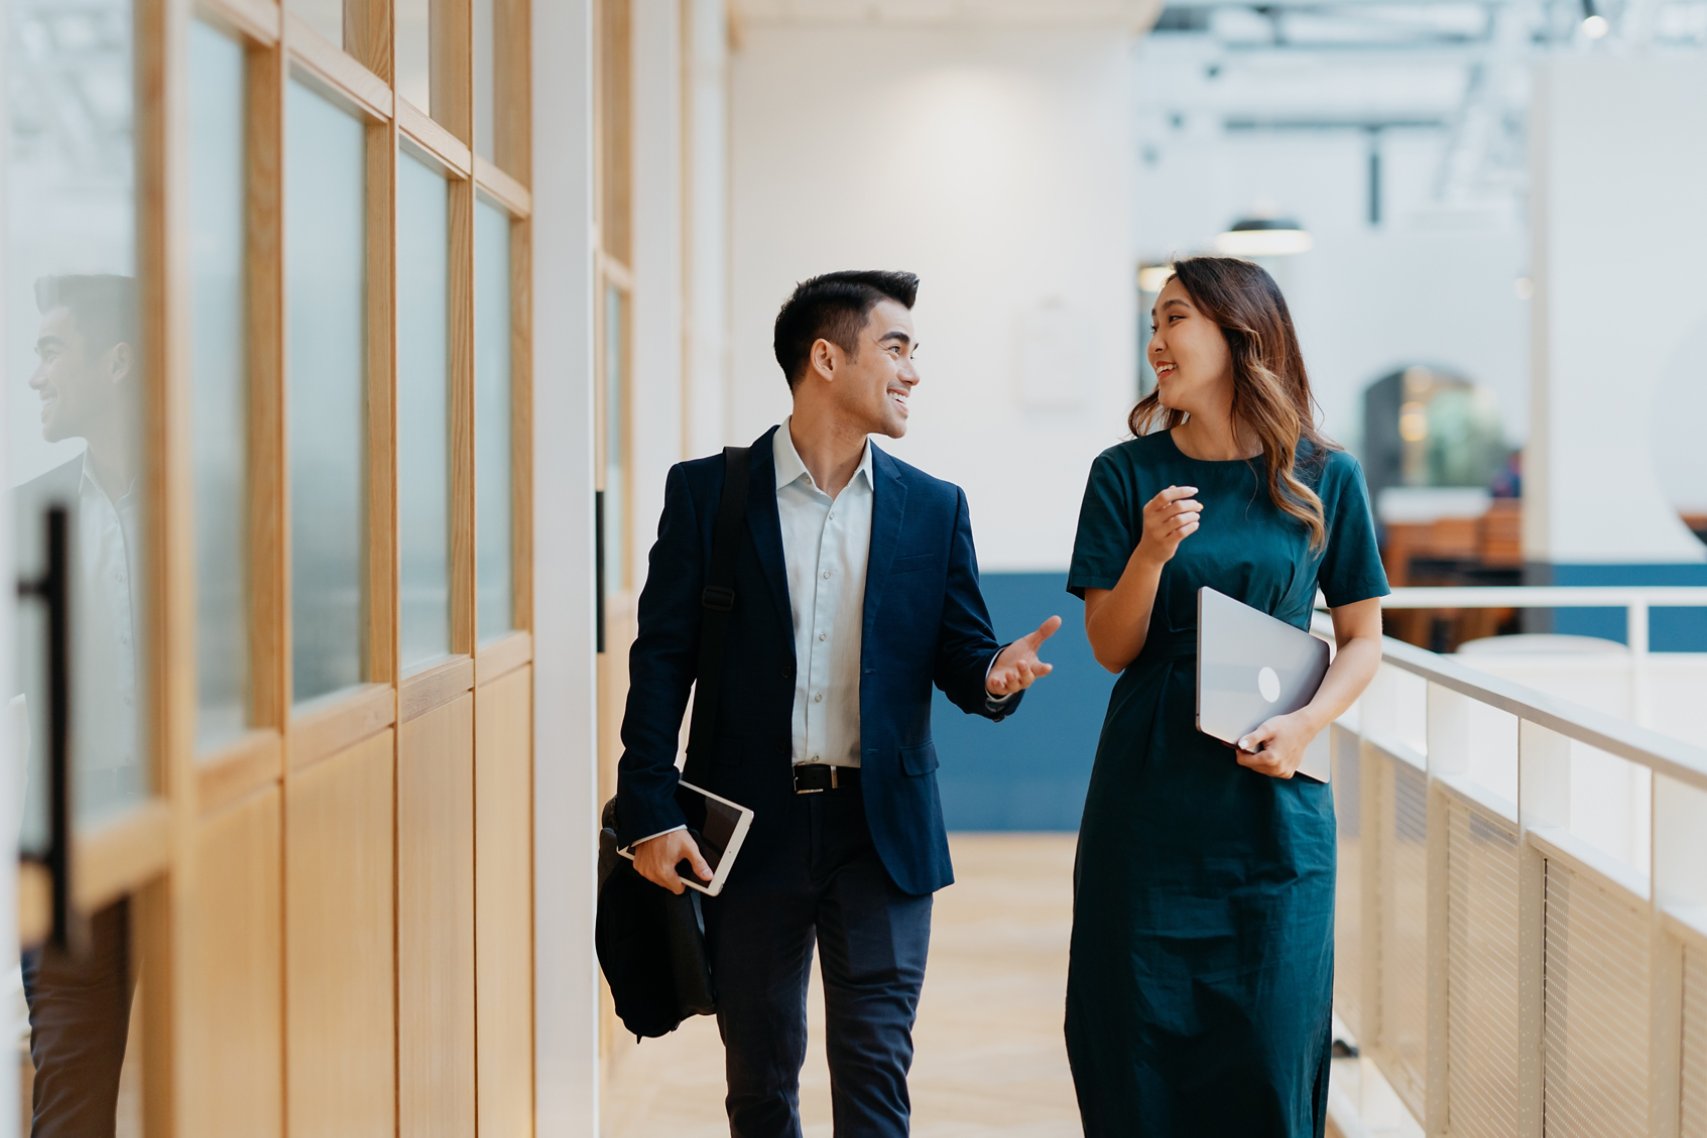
[{"x1": 1064, "y1": 257, "x2": 1388, "y2": 1136}]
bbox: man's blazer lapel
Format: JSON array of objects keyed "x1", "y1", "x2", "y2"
[
  {"x1": 862, "y1": 445, "x2": 908, "y2": 640},
  {"x1": 743, "y1": 426, "x2": 794, "y2": 639}
]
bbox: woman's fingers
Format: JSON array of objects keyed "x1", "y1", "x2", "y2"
[
  {"x1": 1235, "y1": 749, "x2": 1294, "y2": 780},
  {"x1": 1141, "y1": 486, "x2": 1204, "y2": 561}
]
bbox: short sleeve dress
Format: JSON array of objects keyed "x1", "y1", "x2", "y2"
[{"x1": 1063, "y1": 430, "x2": 1389, "y2": 1138}]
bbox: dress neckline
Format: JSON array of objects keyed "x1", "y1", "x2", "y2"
[{"x1": 1160, "y1": 428, "x2": 1262, "y2": 465}]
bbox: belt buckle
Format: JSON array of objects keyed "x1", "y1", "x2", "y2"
[{"x1": 794, "y1": 764, "x2": 838, "y2": 795}]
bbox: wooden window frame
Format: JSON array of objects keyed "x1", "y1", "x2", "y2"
[
  {"x1": 15, "y1": 0, "x2": 537, "y2": 1126},
  {"x1": 181, "y1": 0, "x2": 534, "y2": 785}
]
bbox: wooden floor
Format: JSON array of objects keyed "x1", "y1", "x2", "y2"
[
  {"x1": 603, "y1": 834, "x2": 1084, "y2": 1138},
  {"x1": 601, "y1": 832, "x2": 1381, "y2": 1138}
]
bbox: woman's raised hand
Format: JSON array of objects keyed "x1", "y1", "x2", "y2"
[{"x1": 1136, "y1": 485, "x2": 1203, "y2": 567}]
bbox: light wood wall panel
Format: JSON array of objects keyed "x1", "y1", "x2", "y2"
[
  {"x1": 399, "y1": 693, "x2": 477, "y2": 1138},
  {"x1": 183, "y1": 788, "x2": 284, "y2": 1138},
  {"x1": 476, "y1": 665, "x2": 535, "y2": 1138},
  {"x1": 596, "y1": 0, "x2": 633, "y2": 264},
  {"x1": 285, "y1": 729, "x2": 396, "y2": 1138}
]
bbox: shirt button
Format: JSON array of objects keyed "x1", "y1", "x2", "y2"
[
  {"x1": 821, "y1": 570, "x2": 832, "y2": 580},
  {"x1": 813, "y1": 693, "x2": 824, "y2": 703}
]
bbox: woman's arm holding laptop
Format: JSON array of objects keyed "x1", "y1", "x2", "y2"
[{"x1": 1234, "y1": 597, "x2": 1383, "y2": 779}]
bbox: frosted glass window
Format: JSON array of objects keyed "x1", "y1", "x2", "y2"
[
  {"x1": 474, "y1": 0, "x2": 496, "y2": 161},
  {"x1": 189, "y1": 22, "x2": 251, "y2": 751},
  {"x1": 5, "y1": 0, "x2": 150, "y2": 837},
  {"x1": 396, "y1": 0, "x2": 431, "y2": 116},
  {"x1": 287, "y1": 79, "x2": 366, "y2": 703},
  {"x1": 474, "y1": 198, "x2": 512, "y2": 639},
  {"x1": 287, "y1": 0, "x2": 344, "y2": 49},
  {"x1": 397, "y1": 152, "x2": 452, "y2": 669},
  {"x1": 603, "y1": 285, "x2": 628, "y2": 591}
]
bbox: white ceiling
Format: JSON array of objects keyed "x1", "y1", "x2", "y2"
[{"x1": 731, "y1": 0, "x2": 1167, "y2": 33}]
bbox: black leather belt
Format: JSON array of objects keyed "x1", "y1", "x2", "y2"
[{"x1": 793, "y1": 763, "x2": 859, "y2": 794}]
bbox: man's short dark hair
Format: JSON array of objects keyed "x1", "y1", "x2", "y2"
[
  {"x1": 34, "y1": 274, "x2": 139, "y2": 357},
  {"x1": 773, "y1": 270, "x2": 919, "y2": 389}
]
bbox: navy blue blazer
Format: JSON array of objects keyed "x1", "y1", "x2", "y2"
[{"x1": 614, "y1": 425, "x2": 1021, "y2": 896}]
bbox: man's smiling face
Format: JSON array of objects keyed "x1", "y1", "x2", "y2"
[{"x1": 829, "y1": 298, "x2": 920, "y2": 440}]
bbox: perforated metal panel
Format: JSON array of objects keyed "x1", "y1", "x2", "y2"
[
  {"x1": 1381, "y1": 759, "x2": 1430, "y2": 1120},
  {"x1": 1542, "y1": 859, "x2": 1649, "y2": 1137},
  {"x1": 1684, "y1": 944, "x2": 1707, "y2": 1137},
  {"x1": 1445, "y1": 799, "x2": 1521, "y2": 1138},
  {"x1": 1334, "y1": 741, "x2": 1364, "y2": 1037}
]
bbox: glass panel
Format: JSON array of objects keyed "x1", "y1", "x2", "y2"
[
  {"x1": 474, "y1": 198, "x2": 512, "y2": 639},
  {"x1": 5, "y1": 1, "x2": 147, "y2": 1128},
  {"x1": 286, "y1": 79, "x2": 366, "y2": 703},
  {"x1": 189, "y1": 21, "x2": 250, "y2": 752},
  {"x1": 398, "y1": 152, "x2": 452, "y2": 668},
  {"x1": 396, "y1": 0, "x2": 431, "y2": 116},
  {"x1": 286, "y1": 0, "x2": 344, "y2": 49},
  {"x1": 603, "y1": 284, "x2": 627, "y2": 591},
  {"x1": 474, "y1": 0, "x2": 495, "y2": 161},
  {"x1": 5, "y1": 0, "x2": 148, "y2": 841}
]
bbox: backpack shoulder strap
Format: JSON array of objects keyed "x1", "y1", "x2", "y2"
[{"x1": 684, "y1": 446, "x2": 750, "y2": 775}]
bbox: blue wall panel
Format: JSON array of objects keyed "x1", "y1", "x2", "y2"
[
  {"x1": 930, "y1": 572, "x2": 1112, "y2": 832},
  {"x1": 1529, "y1": 562, "x2": 1707, "y2": 651}
]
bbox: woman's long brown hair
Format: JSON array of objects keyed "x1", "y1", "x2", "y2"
[{"x1": 1130, "y1": 256, "x2": 1338, "y2": 550}]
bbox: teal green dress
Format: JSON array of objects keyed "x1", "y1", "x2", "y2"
[{"x1": 1063, "y1": 430, "x2": 1388, "y2": 1137}]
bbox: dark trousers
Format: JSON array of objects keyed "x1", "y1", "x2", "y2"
[
  {"x1": 706, "y1": 786, "x2": 933, "y2": 1138},
  {"x1": 21, "y1": 899, "x2": 135, "y2": 1138}
]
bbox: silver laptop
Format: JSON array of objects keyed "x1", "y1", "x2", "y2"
[{"x1": 1196, "y1": 587, "x2": 1332, "y2": 783}]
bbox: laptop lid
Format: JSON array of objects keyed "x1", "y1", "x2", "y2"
[{"x1": 1196, "y1": 586, "x2": 1333, "y2": 782}]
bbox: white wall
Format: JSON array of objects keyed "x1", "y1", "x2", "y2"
[
  {"x1": 530, "y1": 0, "x2": 601, "y2": 1131},
  {"x1": 629, "y1": 0, "x2": 688, "y2": 582},
  {"x1": 684, "y1": 0, "x2": 732, "y2": 459},
  {"x1": 728, "y1": 24, "x2": 1138, "y2": 572},
  {"x1": 1131, "y1": 125, "x2": 1532, "y2": 454},
  {"x1": 1527, "y1": 57, "x2": 1707, "y2": 563}
]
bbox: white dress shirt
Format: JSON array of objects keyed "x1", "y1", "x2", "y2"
[
  {"x1": 74, "y1": 454, "x2": 143, "y2": 793},
  {"x1": 773, "y1": 417, "x2": 873, "y2": 769}
]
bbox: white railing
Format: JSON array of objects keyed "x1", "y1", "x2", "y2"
[
  {"x1": 1322, "y1": 587, "x2": 1707, "y2": 1137},
  {"x1": 1383, "y1": 586, "x2": 1707, "y2": 735}
]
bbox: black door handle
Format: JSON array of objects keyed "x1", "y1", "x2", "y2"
[
  {"x1": 595, "y1": 489, "x2": 607, "y2": 654},
  {"x1": 16, "y1": 504, "x2": 75, "y2": 954}
]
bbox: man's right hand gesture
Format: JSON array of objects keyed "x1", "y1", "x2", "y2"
[{"x1": 633, "y1": 830, "x2": 714, "y2": 895}]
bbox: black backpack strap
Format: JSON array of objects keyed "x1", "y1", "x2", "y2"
[{"x1": 685, "y1": 446, "x2": 751, "y2": 777}]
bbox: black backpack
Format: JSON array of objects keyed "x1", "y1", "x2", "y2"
[{"x1": 595, "y1": 799, "x2": 716, "y2": 1038}]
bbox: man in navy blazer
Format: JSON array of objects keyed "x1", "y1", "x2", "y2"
[{"x1": 616, "y1": 271, "x2": 1058, "y2": 1136}]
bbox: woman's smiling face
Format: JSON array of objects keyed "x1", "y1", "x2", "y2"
[{"x1": 1148, "y1": 276, "x2": 1234, "y2": 417}]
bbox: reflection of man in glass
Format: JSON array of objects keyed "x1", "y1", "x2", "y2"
[{"x1": 12, "y1": 274, "x2": 141, "y2": 1137}]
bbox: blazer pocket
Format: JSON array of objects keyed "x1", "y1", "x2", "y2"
[
  {"x1": 890, "y1": 553, "x2": 936, "y2": 575},
  {"x1": 900, "y1": 742, "x2": 939, "y2": 777}
]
